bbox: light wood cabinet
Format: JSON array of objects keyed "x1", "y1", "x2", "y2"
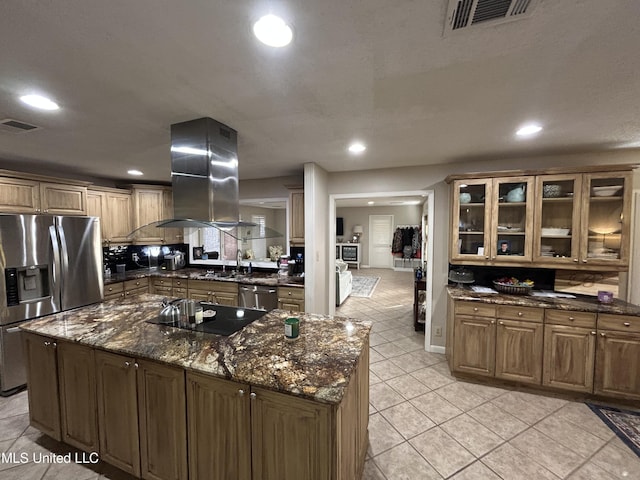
[
  {"x1": 57, "y1": 341, "x2": 99, "y2": 452},
  {"x1": 96, "y1": 350, "x2": 141, "y2": 477},
  {"x1": 137, "y1": 359, "x2": 188, "y2": 480},
  {"x1": 124, "y1": 278, "x2": 149, "y2": 298},
  {"x1": 288, "y1": 188, "x2": 304, "y2": 245},
  {"x1": 132, "y1": 186, "x2": 165, "y2": 244},
  {"x1": 87, "y1": 187, "x2": 133, "y2": 244},
  {"x1": 277, "y1": 286, "x2": 305, "y2": 312},
  {"x1": 0, "y1": 176, "x2": 87, "y2": 215},
  {"x1": 22, "y1": 332, "x2": 61, "y2": 441},
  {"x1": 150, "y1": 278, "x2": 187, "y2": 297},
  {"x1": 162, "y1": 188, "x2": 183, "y2": 244},
  {"x1": 252, "y1": 386, "x2": 331, "y2": 480},
  {"x1": 495, "y1": 318, "x2": 543, "y2": 385},
  {"x1": 452, "y1": 315, "x2": 496, "y2": 377},
  {"x1": 104, "y1": 281, "x2": 125, "y2": 301},
  {"x1": 188, "y1": 280, "x2": 238, "y2": 306},
  {"x1": 186, "y1": 373, "x2": 251, "y2": 480},
  {"x1": 543, "y1": 324, "x2": 596, "y2": 392},
  {"x1": 448, "y1": 166, "x2": 633, "y2": 270},
  {"x1": 594, "y1": 314, "x2": 640, "y2": 400}
]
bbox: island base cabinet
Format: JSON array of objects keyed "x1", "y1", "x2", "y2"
[
  {"x1": 57, "y1": 341, "x2": 98, "y2": 453},
  {"x1": 594, "y1": 331, "x2": 640, "y2": 400},
  {"x1": 186, "y1": 373, "x2": 251, "y2": 480},
  {"x1": 96, "y1": 351, "x2": 140, "y2": 477},
  {"x1": 495, "y1": 319, "x2": 543, "y2": 385},
  {"x1": 542, "y1": 325, "x2": 595, "y2": 392},
  {"x1": 22, "y1": 332, "x2": 61, "y2": 441},
  {"x1": 452, "y1": 315, "x2": 496, "y2": 377},
  {"x1": 251, "y1": 387, "x2": 332, "y2": 480},
  {"x1": 137, "y1": 360, "x2": 188, "y2": 480}
]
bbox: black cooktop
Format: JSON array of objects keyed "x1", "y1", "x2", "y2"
[{"x1": 147, "y1": 303, "x2": 268, "y2": 336}]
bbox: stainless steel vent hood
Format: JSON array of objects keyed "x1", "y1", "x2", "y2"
[{"x1": 129, "y1": 117, "x2": 282, "y2": 240}]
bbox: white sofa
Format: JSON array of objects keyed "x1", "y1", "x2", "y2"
[{"x1": 336, "y1": 260, "x2": 352, "y2": 306}]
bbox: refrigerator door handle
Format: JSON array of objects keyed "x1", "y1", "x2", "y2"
[
  {"x1": 56, "y1": 223, "x2": 70, "y2": 278},
  {"x1": 48, "y1": 225, "x2": 62, "y2": 301}
]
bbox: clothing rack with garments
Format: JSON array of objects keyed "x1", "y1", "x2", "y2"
[{"x1": 392, "y1": 225, "x2": 422, "y2": 259}]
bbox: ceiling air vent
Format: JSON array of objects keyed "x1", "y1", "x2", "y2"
[
  {"x1": 0, "y1": 118, "x2": 41, "y2": 134},
  {"x1": 445, "y1": 0, "x2": 537, "y2": 33}
]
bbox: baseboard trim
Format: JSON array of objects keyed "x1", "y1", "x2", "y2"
[{"x1": 426, "y1": 345, "x2": 446, "y2": 354}]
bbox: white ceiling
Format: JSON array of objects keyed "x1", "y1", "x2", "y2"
[{"x1": 1, "y1": 0, "x2": 639, "y2": 184}]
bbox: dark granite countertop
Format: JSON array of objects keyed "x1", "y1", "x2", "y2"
[
  {"x1": 20, "y1": 294, "x2": 370, "y2": 405},
  {"x1": 104, "y1": 267, "x2": 305, "y2": 288},
  {"x1": 447, "y1": 286, "x2": 640, "y2": 316}
]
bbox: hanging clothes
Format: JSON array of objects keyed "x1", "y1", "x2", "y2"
[
  {"x1": 392, "y1": 228, "x2": 403, "y2": 253},
  {"x1": 412, "y1": 226, "x2": 422, "y2": 257}
]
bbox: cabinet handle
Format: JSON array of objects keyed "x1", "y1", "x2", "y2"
[
  {"x1": 582, "y1": 259, "x2": 588, "y2": 263},
  {"x1": 568, "y1": 316, "x2": 575, "y2": 321},
  {"x1": 600, "y1": 332, "x2": 606, "y2": 337},
  {"x1": 591, "y1": 331, "x2": 596, "y2": 335},
  {"x1": 490, "y1": 320, "x2": 495, "y2": 324},
  {"x1": 52, "y1": 342, "x2": 56, "y2": 348},
  {"x1": 44, "y1": 341, "x2": 50, "y2": 346},
  {"x1": 485, "y1": 256, "x2": 490, "y2": 260},
  {"x1": 473, "y1": 307, "x2": 478, "y2": 312},
  {"x1": 623, "y1": 322, "x2": 631, "y2": 327},
  {"x1": 499, "y1": 321, "x2": 504, "y2": 325},
  {"x1": 517, "y1": 312, "x2": 523, "y2": 317},
  {"x1": 135, "y1": 281, "x2": 140, "y2": 286},
  {"x1": 250, "y1": 392, "x2": 256, "y2": 400},
  {"x1": 573, "y1": 258, "x2": 579, "y2": 262},
  {"x1": 238, "y1": 389, "x2": 245, "y2": 396},
  {"x1": 124, "y1": 361, "x2": 131, "y2": 368},
  {"x1": 492, "y1": 256, "x2": 496, "y2": 260},
  {"x1": 288, "y1": 291, "x2": 292, "y2": 296},
  {"x1": 134, "y1": 362, "x2": 139, "y2": 369}
]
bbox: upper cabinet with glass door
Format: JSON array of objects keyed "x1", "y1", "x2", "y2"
[
  {"x1": 451, "y1": 179, "x2": 491, "y2": 261},
  {"x1": 491, "y1": 176, "x2": 534, "y2": 263},
  {"x1": 581, "y1": 172, "x2": 632, "y2": 267}
]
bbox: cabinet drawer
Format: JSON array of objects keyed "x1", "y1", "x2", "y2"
[
  {"x1": 497, "y1": 305, "x2": 543, "y2": 323},
  {"x1": 104, "y1": 282, "x2": 124, "y2": 295},
  {"x1": 454, "y1": 301, "x2": 495, "y2": 318},
  {"x1": 278, "y1": 287, "x2": 305, "y2": 300},
  {"x1": 209, "y1": 281, "x2": 238, "y2": 294},
  {"x1": 124, "y1": 278, "x2": 148, "y2": 291},
  {"x1": 124, "y1": 287, "x2": 147, "y2": 298},
  {"x1": 104, "y1": 291, "x2": 124, "y2": 301},
  {"x1": 598, "y1": 314, "x2": 640, "y2": 334},
  {"x1": 172, "y1": 279, "x2": 186, "y2": 288},
  {"x1": 152, "y1": 277, "x2": 171, "y2": 287},
  {"x1": 153, "y1": 286, "x2": 173, "y2": 296},
  {"x1": 545, "y1": 309, "x2": 596, "y2": 328},
  {"x1": 173, "y1": 287, "x2": 187, "y2": 297}
]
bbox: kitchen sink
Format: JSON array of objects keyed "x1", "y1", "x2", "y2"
[{"x1": 147, "y1": 303, "x2": 267, "y2": 336}]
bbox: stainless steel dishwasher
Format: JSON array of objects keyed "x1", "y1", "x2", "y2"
[{"x1": 239, "y1": 284, "x2": 278, "y2": 311}]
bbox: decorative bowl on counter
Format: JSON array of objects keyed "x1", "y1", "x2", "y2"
[
  {"x1": 592, "y1": 186, "x2": 622, "y2": 197},
  {"x1": 493, "y1": 279, "x2": 534, "y2": 295}
]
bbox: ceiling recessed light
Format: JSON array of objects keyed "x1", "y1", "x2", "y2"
[
  {"x1": 516, "y1": 123, "x2": 543, "y2": 137},
  {"x1": 253, "y1": 14, "x2": 293, "y2": 47},
  {"x1": 367, "y1": 201, "x2": 375, "y2": 205},
  {"x1": 20, "y1": 94, "x2": 59, "y2": 111},
  {"x1": 348, "y1": 142, "x2": 366, "y2": 154},
  {"x1": 127, "y1": 169, "x2": 144, "y2": 176}
]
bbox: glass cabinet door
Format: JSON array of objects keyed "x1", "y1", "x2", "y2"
[
  {"x1": 580, "y1": 173, "x2": 631, "y2": 266},
  {"x1": 490, "y1": 176, "x2": 534, "y2": 262},
  {"x1": 451, "y1": 179, "x2": 491, "y2": 260},
  {"x1": 533, "y1": 174, "x2": 582, "y2": 265}
]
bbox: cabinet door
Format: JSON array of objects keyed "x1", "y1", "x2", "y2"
[
  {"x1": 57, "y1": 341, "x2": 99, "y2": 452},
  {"x1": 137, "y1": 359, "x2": 187, "y2": 480},
  {"x1": 162, "y1": 188, "x2": 183, "y2": 244},
  {"x1": 132, "y1": 188, "x2": 165, "y2": 244},
  {"x1": 580, "y1": 172, "x2": 632, "y2": 267},
  {"x1": 251, "y1": 386, "x2": 331, "y2": 480},
  {"x1": 289, "y1": 189, "x2": 305, "y2": 244},
  {"x1": 40, "y1": 182, "x2": 87, "y2": 215},
  {"x1": 86, "y1": 190, "x2": 105, "y2": 240},
  {"x1": 22, "y1": 333, "x2": 61, "y2": 440},
  {"x1": 542, "y1": 324, "x2": 595, "y2": 392},
  {"x1": 105, "y1": 192, "x2": 133, "y2": 243},
  {"x1": 0, "y1": 177, "x2": 40, "y2": 213},
  {"x1": 186, "y1": 373, "x2": 251, "y2": 480},
  {"x1": 189, "y1": 289, "x2": 212, "y2": 303},
  {"x1": 490, "y1": 176, "x2": 534, "y2": 262},
  {"x1": 215, "y1": 292, "x2": 238, "y2": 306},
  {"x1": 96, "y1": 351, "x2": 140, "y2": 477},
  {"x1": 495, "y1": 319, "x2": 543, "y2": 385},
  {"x1": 452, "y1": 315, "x2": 496, "y2": 376},
  {"x1": 594, "y1": 330, "x2": 640, "y2": 400},
  {"x1": 451, "y1": 179, "x2": 492, "y2": 261},
  {"x1": 533, "y1": 174, "x2": 583, "y2": 265},
  {"x1": 278, "y1": 299, "x2": 304, "y2": 312}
]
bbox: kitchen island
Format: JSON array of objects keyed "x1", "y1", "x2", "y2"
[
  {"x1": 447, "y1": 286, "x2": 640, "y2": 401},
  {"x1": 20, "y1": 293, "x2": 370, "y2": 480}
]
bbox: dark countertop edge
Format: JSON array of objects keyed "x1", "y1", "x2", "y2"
[
  {"x1": 447, "y1": 286, "x2": 640, "y2": 316},
  {"x1": 19, "y1": 299, "x2": 370, "y2": 405},
  {"x1": 104, "y1": 267, "x2": 305, "y2": 288}
]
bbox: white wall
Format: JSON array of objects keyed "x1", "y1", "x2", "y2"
[
  {"x1": 304, "y1": 163, "x2": 330, "y2": 314},
  {"x1": 336, "y1": 205, "x2": 422, "y2": 265}
]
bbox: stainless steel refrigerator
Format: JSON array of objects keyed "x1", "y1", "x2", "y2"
[{"x1": 0, "y1": 214, "x2": 103, "y2": 395}]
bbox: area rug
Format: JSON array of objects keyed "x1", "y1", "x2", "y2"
[
  {"x1": 351, "y1": 276, "x2": 380, "y2": 298},
  {"x1": 587, "y1": 403, "x2": 640, "y2": 458}
]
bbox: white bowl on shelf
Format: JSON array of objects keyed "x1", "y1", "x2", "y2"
[
  {"x1": 592, "y1": 186, "x2": 622, "y2": 197},
  {"x1": 541, "y1": 227, "x2": 570, "y2": 236}
]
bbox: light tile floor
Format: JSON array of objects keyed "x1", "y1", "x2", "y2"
[
  {"x1": 1, "y1": 269, "x2": 638, "y2": 479},
  {"x1": 337, "y1": 268, "x2": 640, "y2": 480}
]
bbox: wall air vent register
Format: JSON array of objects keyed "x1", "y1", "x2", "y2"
[{"x1": 445, "y1": 0, "x2": 538, "y2": 33}]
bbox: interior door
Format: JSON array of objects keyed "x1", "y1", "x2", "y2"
[{"x1": 369, "y1": 215, "x2": 393, "y2": 268}]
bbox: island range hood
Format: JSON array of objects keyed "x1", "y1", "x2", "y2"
[{"x1": 129, "y1": 117, "x2": 282, "y2": 240}]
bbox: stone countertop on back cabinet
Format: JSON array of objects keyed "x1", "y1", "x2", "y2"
[
  {"x1": 104, "y1": 267, "x2": 305, "y2": 288},
  {"x1": 20, "y1": 293, "x2": 370, "y2": 405},
  {"x1": 447, "y1": 286, "x2": 640, "y2": 317}
]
